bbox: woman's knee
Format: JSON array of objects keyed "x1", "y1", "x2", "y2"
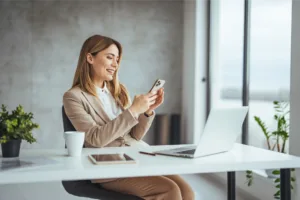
[
  {"x1": 181, "y1": 184, "x2": 195, "y2": 200},
  {"x1": 165, "y1": 175, "x2": 195, "y2": 200},
  {"x1": 182, "y1": 190, "x2": 195, "y2": 200},
  {"x1": 165, "y1": 181, "x2": 182, "y2": 200}
]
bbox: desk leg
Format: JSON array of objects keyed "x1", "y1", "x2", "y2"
[
  {"x1": 280, "y1": 169, "x2": 291, "y2": 200},
  {"x1": 227, "y1": 172, "x2": 235, "y2": 200}
]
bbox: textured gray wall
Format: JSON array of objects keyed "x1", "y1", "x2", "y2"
[
  {"x1": 0, "y1": 0, "x2": 183, "y2": 148},
  {"x1": 0, "y1": 1, "x2": 183, "y2": 200}
]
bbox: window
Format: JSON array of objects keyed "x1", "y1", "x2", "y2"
[
  {"x1": 248, "y1": 0, "x2": 292, "y2": 149},
  {"x1": 210, "y1": 0, "x2": 245, "y2": 142},
  {"x1": 210, "y1": 0, "x2": 292, "y2": 147},
  {"x1": 210, "y1": 0, "x2": 245, "y2": 107}
]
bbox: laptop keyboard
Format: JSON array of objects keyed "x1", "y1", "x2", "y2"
[{"x1": 176, "y1": 149, "x2": 196, "y2": 155}]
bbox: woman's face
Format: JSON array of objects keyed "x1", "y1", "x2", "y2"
[{"x1": 87, "y1": 44, "x2": 119, "y2": 83}]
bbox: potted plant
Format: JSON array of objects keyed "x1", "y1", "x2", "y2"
[
  {"x1": 0, "y1": 104, "x2": 39, "y2": 157},
  {"x1": 245, "y1": 101, "x2": 295, "y2": 199}
]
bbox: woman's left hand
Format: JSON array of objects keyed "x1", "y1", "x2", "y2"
[{"x1": 145, "y1": 88, "x2": 164, "y2": 116}]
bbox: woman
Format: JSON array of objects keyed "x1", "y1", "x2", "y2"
[{"x1": 63, "y1": 35, "x2": 195, "y2": 200}]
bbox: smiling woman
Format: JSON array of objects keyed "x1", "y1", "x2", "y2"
[
  {"x1": 88, "y1": 45, "x2": 119, "y2": 87},
  {"x1": 62, "y1": 35, "x2": 194, "y2": 200},
  {"x1": 71, "y1": 35, "x2": 128, "y2": 109}
]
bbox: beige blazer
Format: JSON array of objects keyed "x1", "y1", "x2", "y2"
[
  {"x1": 63, "y1": 86, "x2": 155, "y2": 183},
  {"x1": 63, "y1": 86, "x2": 155, "y2": 148}
]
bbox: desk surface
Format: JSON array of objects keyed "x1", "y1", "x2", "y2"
[{"x1": 1, "y1": 143, "x2": 300, "y2": 184}]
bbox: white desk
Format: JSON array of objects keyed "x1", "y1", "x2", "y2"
[{"x1": 1, "y1": 143, "x2": 300, "y2": 200}]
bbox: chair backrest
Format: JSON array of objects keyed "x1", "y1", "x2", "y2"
[
  {"x1": 62, "y1": 106, "x2": 76, "y2": 132},
  {"x1": 62, "y1": 106, "x2": 80, "y2": 148}
]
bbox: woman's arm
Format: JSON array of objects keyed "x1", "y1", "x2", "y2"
[
  {"x1": 63, "y1": 91, "x2": 139, "y2": 147},
  {"x1": 130, "y1": 113, "x2": 155, "y2": 140}
]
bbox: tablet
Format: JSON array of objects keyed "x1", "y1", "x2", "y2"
[{"x1": 88, "y1": 153, "x2": 137, "y2": 165}]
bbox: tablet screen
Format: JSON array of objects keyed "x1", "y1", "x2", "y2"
[{"x1": 90, "y1": 153, "x2": 134, "y2": 162}]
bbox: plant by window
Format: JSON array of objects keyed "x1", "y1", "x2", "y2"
[{"x1": 245, "y1": 101, "x2": 295, "y2": 199}]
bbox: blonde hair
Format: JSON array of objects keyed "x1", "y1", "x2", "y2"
[{"x1": 72, "y1": 35, "x2": 130, "y2": 108}]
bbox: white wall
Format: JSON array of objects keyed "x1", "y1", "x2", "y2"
[
  {"x1": 290, "y1": 1, "x2": 300, "y2": 199},
  {"x1": 181, "y1": 0, "x2": 207, "y2": 144}
]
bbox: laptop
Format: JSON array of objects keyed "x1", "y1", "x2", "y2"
[{"x1": 154, "y1": 106, "x2": 249, "y2": 158}]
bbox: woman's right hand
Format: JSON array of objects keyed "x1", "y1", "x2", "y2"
[{"x1": 129, "y1": 92, "x2": 158, "y2": 117}]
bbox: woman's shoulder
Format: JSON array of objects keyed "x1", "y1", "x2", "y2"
[{"x1": 63, "y1": 86, "x2": 83, "y2": 99}]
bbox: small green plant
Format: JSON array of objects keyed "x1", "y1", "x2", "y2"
[
  {"x1": 245, "y1": 170, "x2": 253, "y2": 186},
  {"x1": 245, "y1": 101, "x2": 295, "y2": 199},
  {"x1": 0, "y1": 104, "x2": 39, "y2": 144}
]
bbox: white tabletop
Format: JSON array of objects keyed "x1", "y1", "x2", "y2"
[{"x1": 1, "y1": 143, "x2": 300, "y2": 184}]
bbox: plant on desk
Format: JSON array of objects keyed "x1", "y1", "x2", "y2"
[
  {"x1": 0, "y1": 104, "x2": 39, "y2": 157},
  {"x1": 245, "y1": 101, "x2": 295, "y2": 199}
]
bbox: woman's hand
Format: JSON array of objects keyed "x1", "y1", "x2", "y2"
[
  {"x1": 145, "y1": 88, "x2": 164, "y2": 116},
  {"x1": 129, "y1": 92, "x2": 158, "y2": 117}
]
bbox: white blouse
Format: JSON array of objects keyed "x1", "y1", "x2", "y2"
[
  {"x1": 95, "y1": 83, "x2": 149, "y2": 148},
  {"x1": 95, "y1": 83, "x2": 122, "y2": 120}
]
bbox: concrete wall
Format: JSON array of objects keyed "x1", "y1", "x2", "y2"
[
  {"x1": 0, "y1": 0, "x2": 183, "y2": 148},
  {"x1": 0, "y1": 1, "x2": 184, "y2": 200}
]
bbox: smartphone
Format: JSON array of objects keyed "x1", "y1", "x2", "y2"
[
  {"x1": 88, "y1": 153, "x2": 137, "y2": 165},
  {"x1": 149, "y1": 79, "x2": 165, "y2": 93}
]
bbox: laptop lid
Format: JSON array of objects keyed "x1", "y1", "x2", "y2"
[{"x1": 194, "y1": 106, "x2": 248, "y2": 157}]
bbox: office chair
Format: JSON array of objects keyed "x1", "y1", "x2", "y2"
[{"x1": 61, "y1": 106, "x2": 142, "y2": 200}]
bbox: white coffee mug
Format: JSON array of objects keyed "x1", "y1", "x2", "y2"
[{"x1": 64, "y1": 131, "x2": 85, "y2": 157}]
